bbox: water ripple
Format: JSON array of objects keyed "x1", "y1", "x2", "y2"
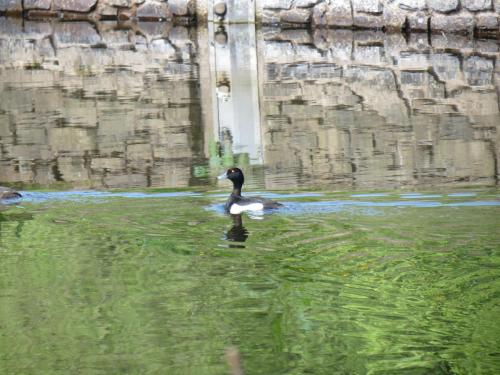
[{"x1": 17, "y1": 191, "x2": 200, "y2": 203}]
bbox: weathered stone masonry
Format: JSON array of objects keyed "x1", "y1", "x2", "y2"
[
  {"x1": 0, "y1": 0, "x2": 498, "y2": 36},
  {"x1": 1, "y1": 19, "x2": 498, "y2": 188},
  {"x1": 0, "y1": 0, "x2": 196, "y2": 23},
  {"x1": 259, "y1": 0, "x2": 499, "y2": 36},
  {"x1": 259, "y1": 28, "x2": 499, "y2": 188}
]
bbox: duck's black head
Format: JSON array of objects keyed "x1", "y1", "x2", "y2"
[{"x1": 218, "y1": 167, "x2": 244, "y2": 192}]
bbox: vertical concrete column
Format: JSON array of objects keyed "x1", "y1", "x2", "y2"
[
  {"x1": 254, "y1": 0, "x2": 263, "y2": 24},
  {"x1": 196, "y1": 25, "x2": 216, "y2": 157},
  {"x1": 203, "y1": 0, "x2": 258, "y2": 23}
]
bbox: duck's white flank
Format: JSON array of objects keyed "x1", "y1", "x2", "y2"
[{"x1": 229, "y1": 202, "x2": 264, "y2": 214}]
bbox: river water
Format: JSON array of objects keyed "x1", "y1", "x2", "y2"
[{"x1": 0, "y1": 19, "x2": 499, "y2": 374}]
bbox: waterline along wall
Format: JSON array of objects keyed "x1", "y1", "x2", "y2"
[{"x1": 0, "y1": 0, "x2": 498, "y2": 36}]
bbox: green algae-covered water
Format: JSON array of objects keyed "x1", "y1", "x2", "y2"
[{"x1": 1, "y1": 190, "x2": 499, "y2": 374}]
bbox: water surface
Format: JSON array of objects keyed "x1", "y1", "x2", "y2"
[
  {"x1": 1, "y1": 19, "x2": 499, "y2": 375},
  {"x1": 1, "y1": 191, "x2": 499, "y2": 374}
]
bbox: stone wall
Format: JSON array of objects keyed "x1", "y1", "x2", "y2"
[
  {"x1": 259, "y1": 0, "x2": 499, "y2": 36},
  {"x1": 259, "y1": 28, "x2": 499, "y2": 188},
  {"x1": 0, "y1": 0, "x2": 498, "y2": 36},
  {"x1": 0, "y1": 0, "x2": 195, "y2": 23},
  {"x1": 0, "y1": 18, "x2": 204, "y2": 188},
  {"x1": 0, "y1": 18, "x2": 498, "y2": 189}
]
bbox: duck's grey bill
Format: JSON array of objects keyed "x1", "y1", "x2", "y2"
[{"x1": 217, "y1": 172, "x2": 228, "y2": 180}]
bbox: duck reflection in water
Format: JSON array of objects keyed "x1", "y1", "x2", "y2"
[{"x1": 225, "y1": 214, "x2": 248, "y2": 248}]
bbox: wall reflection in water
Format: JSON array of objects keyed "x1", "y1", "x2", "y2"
[{"x1": 0, "y1": 18, "x2": 498, "y2": 190}]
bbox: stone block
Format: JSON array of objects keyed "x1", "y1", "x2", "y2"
[
  {"x1": 53, "y1": 0, "x2": 97, "y2": 12},
  {"x1": 383, "y1": 33, "x2": 407, "y2": 59},
  {"x1": 295, "y1": 44, "x2": 322, "y2": 60},
  {"x1": 464, "y1": 56, "x2": 494, "y2": 86},
  {"x1": 430, "y1": 13, "x2": 475, "y2": 34},
  {"x1": 150, "y1": 39, "x2": 176, "y2": 59},
  {"x1": 312, "y1": 0, "x2": 352, "y2": 27},
  {"x1": 137, "y1": 1, "x2": 172, "y2": 20},
  {"x1": 450, "y1": 87, "x2": 499, "y2": 117},
  {"x1": 105, "y1": 0, "x2": 129, "y2": 6},
  {"x1": 344, "y1": 66, "x2": 397, "y2": 90},
  {"x1": 309, "y1": 63, "x2": 342, "y2": 79},
  {"x1": 101, "y1": 28, "x2": 130, "y2": 46},
  {"x1": 0, "y1": 16, "x2": 22, "y2": 36},
  {"x1": 431, "y1": 53, "x2": 462, "y2": 81},
  {"x1": 265, "y1": 0, "x2": 292, "y2": 10},
  {"x1": 126, "y1": 143, "x2": 152, "y2": 160},
  {"x1": 398, "y1": 52, "x2": 429, "y2": 69},
  {"x1": 330, "y1": 37, "x2": 353, "y2": 61},
  {"x1": 462, "y1": 0, "x2": 493, "y2": 11},
  {"x1": 475, "y1": 13, "x2": 499, "y2": 30},
  {"x1": 407, "y1": 11, "x2": 429, "y2": 31},
  {"x1": 281, "y1": 63, "x2": 310, "y2": 80},
  {"x1": 104, "y1": 174, "x2": 147, "y2": 188},
  {"x1": 168, "y1": 0, "x2": 191, "y2": 16},
  {"x1": 280, "y1": 8, "x2": 311, "y2": 23},
  {"x1": 400, "y1": 71, "x2": 445, "y2": 98},
  {"x1": 430, "y1": 33, "x2": 473, "y2": 50},
  {"x1": 428, "y1": 0, "x2": 459, "y2": 12},
  {"x1": 353, "y1": 14, "x2": 385, "y2": 28},
  {"x1": 138, "y1": 22, "x2": 169, "y2": 38},
  {"x1": 49, "y1": 128, "x2": 95, "y2": 153},
  {"x1": 24, "y1": 0, "x2": 51, "y2": 10},
  {"x1": 26, "y1": 9, "x2": 58, "y2": 17},
  {"x1": 0, "y1": 0, "x2": 22, "y2": 13},
  {"x1": 265, "y1": 41, "x2": 294, "y2": 63},
  {"x1": 354, "y1": 45, "x2": 384, "y2": 64},
  {"x1": 263, "y1": 102, "x2": 281, "y2": 116},
  {"x1": 277, "y1": 29, "x2": 312, "y2": 44},
  {"x1": 90, "y1": 157, "x2": 126, "y2": 171},
  {"x1": 398, "y1": 0, "x2": 427, "y2": 11},
  {"x1": 353, "y1": 30, "x2": 385, "y2": 42},
  {"x1": 295, "y1": 0, "x2": 321, "y2": 7},
  {"x1": 262, "y1": 26, "x2": 281, "y2": 39},
  {"x1": 408, "y1": 33, "x2": 430, "y2": 50},
  {"x1": 163, "y1": 62, "x2": 195, "y2": 78},
  {"x1": 117, "y1": 8, "x2": 133, "y2": 20},
  {"x1": 23, "y1": 21, "x2": 53, "y2": 39},
  {"x1": 168, "y1": 26, "x2": 190, "y2": 46},
  {"x1": 383, "y1": 3, "x2": 406, "y2": 30},
  {"x1": 97, "y1": 4, "x2": 118, "y2": 17},
  {"x1": 353, "y1": 0, "x2": 383, "y2": 14},
  {"x1": 262, "y1": 9, "x2": 281, "y2": 24},
  {"x1": 475, "y1": 39, "x2": 498, "y2": 54},
  {"x1": 281, "y1": 103, "x2": 323, "y2": 118},
  {"x1": 264, "y1": 82, "x2": 301, "y2": 98},
  {"x1": 53, "y1": 22, "x2": 101, "y2": 47}
]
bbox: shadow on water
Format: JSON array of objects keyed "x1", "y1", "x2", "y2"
[
  {"x1": 224, "y1": 214, "x2": 249, "y2": 248},
  {"x1": 0, "y1": 210, "x2": 33, "y2": 239}
]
